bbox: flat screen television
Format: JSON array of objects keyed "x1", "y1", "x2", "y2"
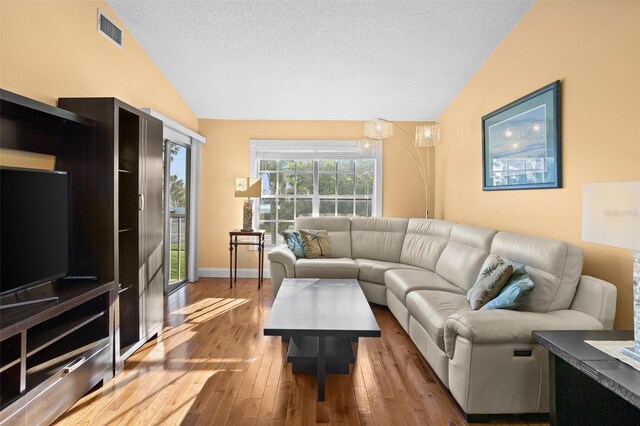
[{"x1": 1, "y1": 167, "x2": 69, "y2": 298}]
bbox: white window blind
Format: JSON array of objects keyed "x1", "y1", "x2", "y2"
[{"x1": 250, "y1": 140, "x2": 371, "y2": 160}]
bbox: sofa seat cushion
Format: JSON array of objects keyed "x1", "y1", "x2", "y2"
[
  {"x1": 385, "y1": 269, "x2": 465, "y2": 305},
  {"x1": 295, "y1": 258, "x2": 359, "y2": 279},
  {"x1": 354, "y1": 258, "x2": 422, "y2": 285},
  {"x1": 406, "y1": 290, "x2": 471, "y2": 352}
]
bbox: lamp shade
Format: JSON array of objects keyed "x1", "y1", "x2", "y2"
[
  {"x1": 357, "y1": 138, "x2": 382, "y2": 156},
  {"x1": 415, "y1": 123, "x2": 440, "y2": 147},
  {"x1": 364, "y1": 119, "x2": 394, "y2": 140},
  {"x1": 235, "y1": 177, "x2": 262, "y2": 198},
  {"x1": 582, "y1": 181, "x2": 640, "y2": 251}
]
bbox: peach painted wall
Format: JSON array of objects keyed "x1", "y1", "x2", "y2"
[
  {"x1": 0, "y1": 0, "x2": 197, "y2": 130},
  {"x1": 435, "y1": 0, "x2": 640, "y2": 328},
  {"x1": 198, "y1": 119, "x2": 434, "y2": 272}
]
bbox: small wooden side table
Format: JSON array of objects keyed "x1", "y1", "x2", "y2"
[{"x1": 229, "y1": 230, "x2": 265, "y2": 289}]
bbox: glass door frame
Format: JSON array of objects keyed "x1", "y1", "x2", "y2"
[{"x1": 164, "y1": 138, "x2": 191, "y2": 294}]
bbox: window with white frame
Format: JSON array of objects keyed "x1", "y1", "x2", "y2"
[{"x1": 250, "y1": 140, "x2": 382, "y2": 245}]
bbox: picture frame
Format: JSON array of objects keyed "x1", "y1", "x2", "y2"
[{"x1": 482, "y1": 81, "x2": 561, "y2": 191}]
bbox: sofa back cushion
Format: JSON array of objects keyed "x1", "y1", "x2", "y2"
[
  {"x1": 489, "y1": 232, "x2": 583, "y2": 312},
  {"x1": 351, "y1": 217, "x2": 409, "y2": 262},
  {"x1": 400, "y1": 219, "x2": 454, "y2": 271},
  {"x1": 435, "y1": 224, "x2": 497, "y2": 291},
  {"x1": 294, "y1": 217, "x2": 352, "y2": 258}
]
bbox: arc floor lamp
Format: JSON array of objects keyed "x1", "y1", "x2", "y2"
[{"x1": 359, "y1": 118, "x2": 440, "y2": 218}]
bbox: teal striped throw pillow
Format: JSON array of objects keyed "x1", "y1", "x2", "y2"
[{"x1": 481, "y1": 266, "x2": 534, "y2": 310}]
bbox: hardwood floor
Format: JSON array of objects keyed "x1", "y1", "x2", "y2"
[{"x1": 55, "y1": 278, "x2": 547, "y2": 426}]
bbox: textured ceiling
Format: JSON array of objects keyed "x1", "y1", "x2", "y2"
[{"x1": 107, "y1": 0, "x2": 533, "y2": 120}]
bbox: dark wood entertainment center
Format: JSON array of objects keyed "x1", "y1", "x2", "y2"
[
  {"x1": 59, "y1": 97, "x2": 165, "y2": 371},
  {"x1": 0, "y1": 90, "x2": 165, "y2": 424}
]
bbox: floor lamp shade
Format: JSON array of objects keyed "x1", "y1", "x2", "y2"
[
  {"x1": 582, "y1": 181, "x2": 640, "y2": 361},
  {"x1": 364, "y1": 119, "x2": 394, "y2": 140},
  {"x1": 235, "y1": 177, "x2": 262, "y2": 231},
  {"x1": 415, "y1": 123, "x2": 440, "y2": 148}
]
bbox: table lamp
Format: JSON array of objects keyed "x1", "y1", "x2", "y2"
[
  {"x1": 235, "y1": 177, "x2": 262, "y2": 232},
  {"x1": 582, "y1": 181, "x2": 640, "y2": 360}
]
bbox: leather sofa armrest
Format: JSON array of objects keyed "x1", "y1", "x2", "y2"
[
  {"x1": 443, "y1": 309, "x2": 603, "y2": 359},
  {"x1": 267, "y1": 244, "x2": 296, "y2": 277},
  {"x1": 570, "y1": 275, "x2": 617, "y2": 330}
]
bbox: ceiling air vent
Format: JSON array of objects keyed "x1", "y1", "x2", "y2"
[{"x1": 97, "y1": 10, "x2": 122, "y2": 47}]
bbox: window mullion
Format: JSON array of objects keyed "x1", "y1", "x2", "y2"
[
  {"x1": 293, "y1": 164, "x2": 297, "y2": 220},
  {"x1": 333, "y1": 169, "x2": 340, "y2": 216},
  {"x1": 352, "y1": 171, "x2": 356, "y2": 216},
  {"x1": 312, "y1": 160, "x2": 319, "y2": 216},
  {"x1": 275, "y1": 166, "x2": 280, "y2": 228}
]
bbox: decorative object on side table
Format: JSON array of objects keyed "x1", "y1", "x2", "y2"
[
  {"x1": 235, "y1": 177, "x2": 262, "y2": 231},
  {"x1": 359, "y1": 118, "x2": 440, "y2": 217},
  {"x1": 582, "y1": 181, "x2": 640, "y2": 360},
  {"x1": 482, "y1": 81, "x2": 561, "y2": 191}
]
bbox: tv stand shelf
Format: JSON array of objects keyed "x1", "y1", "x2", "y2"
[
  {"x1": 27, "y1": 310, "x2": 105, "y2": 356},
  {"x1": 0, "y1": 280, "x2": 115, "y2": 424},
  {"x1": 0, "y1": 280, "x2": 115, "y2": 339}
]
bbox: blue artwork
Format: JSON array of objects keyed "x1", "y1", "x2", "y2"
[{"x1": 483, "y1": 81, "x2": 561, "y2": 190}]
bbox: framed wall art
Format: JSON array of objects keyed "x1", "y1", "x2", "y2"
[{"x1": 482, "y1": 81, "x2": 561, "y2": 191}]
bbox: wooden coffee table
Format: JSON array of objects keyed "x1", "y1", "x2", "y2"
[{"x1": 263, "y1": 278, "x2": 381, "y2": 400}]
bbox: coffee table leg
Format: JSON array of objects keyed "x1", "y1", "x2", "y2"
[{"x1": 317, "y1": 336, "x2": 325, "y2": 401}]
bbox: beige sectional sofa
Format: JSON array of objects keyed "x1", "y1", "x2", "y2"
[{"x1": 267, "y1": 217, "x2": 617, "y2": 417}]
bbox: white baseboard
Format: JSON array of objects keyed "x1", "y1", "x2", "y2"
[{"x1": 198, "y1": 267, "x2": 271, "y2": 279}]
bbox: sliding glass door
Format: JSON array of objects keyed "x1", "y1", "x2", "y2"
[{"x1": 165, "y1": 139, "x2": 190, "y2": 294}]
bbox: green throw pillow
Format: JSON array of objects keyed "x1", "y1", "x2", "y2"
[
  {"x1": 481, "y1": 266, "x2": 535, "y2": 310},
  {"x1": 467, "y1": 257, "x2": 513, "y2": 310},
  {"x1": 281, "y1": 229, "x2": 305, "y2": 259},
  {"x1": 299, "y1": 229, "x2": 333, "y2": 259}
]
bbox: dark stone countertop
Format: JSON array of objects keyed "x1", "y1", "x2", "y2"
[{"x1": 533, "y1": 330, "x2": 639, "y2": 409}]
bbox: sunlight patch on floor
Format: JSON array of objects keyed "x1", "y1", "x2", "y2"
[
  {"x1": 170, "y1": 357, "x2": 257, "y2": 364},
  {"x1": 144, "y1": 342, "x2": 167, "y2": 363},
  {"x1": 169, "y1": 297, "x2": 250, "y2": 323},
  {"x1": 171, "y1": 297, "x2": 227, "y2": 315}
]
